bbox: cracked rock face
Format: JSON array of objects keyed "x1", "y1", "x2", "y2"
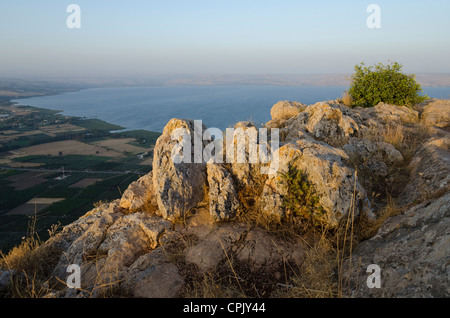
[
  {"x1": 206, "y1": 162, "x2": 240, "y2": 221},
  {"x1": 260, "y1": 140, "x2": 373, "y2": 225},
  {"x1": 119, "y1": 172, "x2": 156, "y2": 211},
  {"x1": 398, "y1": 136, "x2": 450, "y2": 205},
  {"x1": 152, "y1": 118, "x2": 207, "y2": 221},
  {"x1": 420, "y1": 99, "x2": 450, "y2": 128},
  {"x1": 343, "y1": 193, "x2": 450, "y2": 298},
  {"x1": 47, "y1": 201, "x2": 174, "y2": 297}
]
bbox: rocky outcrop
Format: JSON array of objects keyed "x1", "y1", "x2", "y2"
[
  {"x1": 278, "y1": 102, "x2": 366, "y2": 147},
  {"x1": 420, "y1": 99, "x2": 450, "y2": 128},
  {"x1": 152, "y1": 119, "x2": 207, "y2": 221},
  {"x1": 3, "y1": 98, "x2": 448, "y2": 299},
  {"x1": 46, "y1": 200, "x2": 174, "y2": 297},
  {"x1": 206, "y1": 162, "x2": 240, "y2": 221},
  {"x1": 343, "y1": 138, "x2": 404, "y2": 178},
  {"x1": 259, "y1": 140, "x2": 373, "y2": 225},
  {"x1": 368, "y1": 102, "x2": 419, "y2": 124},
  {"x1": 398, "y1": 135, "x2": 450, "y2": 205},
  {"x1": 343, "y1": 193, "x2": 450, "y2": 298},
  {"x1": 270, "y1": 101, "x2": 306, "y2": 121},
  {"x1": 119, "y1": 172, "x2": 156, "y2": 211}
]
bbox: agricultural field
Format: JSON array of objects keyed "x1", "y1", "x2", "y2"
[
  {"x1": 0, "y1": 101, "x2": 161, "y2": 253},
  {"x1": 90, "y1": 137, "x2": 147, "y2": 155},
  {"x1": 9, "y1": 139, "x2": 124, "y2": 158}
]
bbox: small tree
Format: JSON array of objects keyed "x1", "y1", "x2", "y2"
[{"x1": 348, "y1": 61, "x2": 428, "y2": 108}]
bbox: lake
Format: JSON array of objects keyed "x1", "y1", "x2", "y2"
[{"x1": 13, "y1": 85, "x2": 450, "y2": 133}]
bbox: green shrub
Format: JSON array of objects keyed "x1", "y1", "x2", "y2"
[
  {"x1": 279, "y1": 165, "x2": 326, "y2": 227},
  {"x1": 348, "y1": 61, "x2": 428, "y2": 108}
]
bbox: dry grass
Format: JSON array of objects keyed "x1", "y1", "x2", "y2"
[
  {"x1": 183, "y1": 272, "x2": 245, "y2": 298},
  {"x1": 354, "y1": 194, "x2": 402, "y2": 241},
  {"x1": 272, "y1": 171, "x2": 400, "y2": 298},
  {"x1": 382, "y1": 124, "x2": 404, "y2": 150},
  {"x1": 341, "y1": 92, "x2": 353, "y2": 107},
  {"x1": 273, "y1": 233, "x2": 338, "y2": 298},
  {"x1": 0, "y1": 218, "x2": 61, "y2": 298}
]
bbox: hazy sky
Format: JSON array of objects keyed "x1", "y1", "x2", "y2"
[{"x1": 1, "y1": 0, "x2": 449, "y2": 78}]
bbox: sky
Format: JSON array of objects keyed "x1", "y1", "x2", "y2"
[{"x1": 0, "y1": 0, "x2": 449, "y2": 78}]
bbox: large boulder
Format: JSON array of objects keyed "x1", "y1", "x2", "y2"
[
  {"x1": 270, "y1": 101, "x2": 306, "y2": 121},
  {"x1": 368, "y1": 102, "x2": 419, "y2": 124},
  {"x1": 185, "y1": 224, "x2": 247, "y2": 273},
  {"x1": 281, "y1": 102, "x2": 361, "y2": 146},
  {"x1": 152, "y1": 119, "x2": 208, "y2": 221},
  {"x1": 234, "y1": 229, "x2": 304, "y2": 272},
  {"x1": 123, "y1": 247, "x2": 184, "y2": 298},
  {"x1": 119, "y1": 172, "x2": 156, "y2": 211},
  {"x1": 259, "y1": 140, "x2": 373, "y2": 226},
  {"x1": 206, "y1": 162, "x2": 240, "y2": 221},
  {"x1": 184, "y1": 224, "x2": 304, "y2": 275},
  {"x1": 46, "y1": 201, "x2": 173, "y2": 297},
  {"x1": 421, "y1": 99, "x2": 450, "y2": 128},
  {"x1": 398, "y1": 135, "x2": 450, "y2": 205},
  {"x1": 343, "y1": 138, "x2": 404, "y2": 178},
  {"x1": 226, "y1": 121, "x2": 272, "y2": 192}
]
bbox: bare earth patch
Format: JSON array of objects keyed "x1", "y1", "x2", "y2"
[
  {"x1": 9, "y1": 140, "x2": 123, "y2": 158},
  {"x1": 6, "y1": 198, "x2": 64, "y2": 216},
  {"x1": 69, "y1": 178, "x2": 103, "y2": 188},
  {"x1": 38, "y1": 124, "x2": 86, "y2": 137},
  {"x1": 91, "y1": 138, "x2": 148, "y2": 155},
  {"x1": 4, "y1": 171, "x2": 51, "y2": 190},
  {"x1": 6, "y1": 162, "x2": 44, "y2": 168}
]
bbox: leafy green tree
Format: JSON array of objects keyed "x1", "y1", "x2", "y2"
[{"x1": 348, "y1": 61, "x2": 428, "y2": 107}]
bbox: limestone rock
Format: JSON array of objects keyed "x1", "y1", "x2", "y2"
[
  {"x1": 304, "y1": 102, "x2": 360, "y2": 146},
  {"x1": 281, "y1": 102, "x2": 360, "y2": 146},
  {"x1": 343, "y1": 193, "x2": 450, "y2": 298},
  {"x1": 265, "y1": 118, "x2": 287, "y2": 130},
  {"x1": 46, "y1": 203, "x2": 172, "y2": 296},
  {"x1": 270, "y1": 101, "x2": 306, "y2": 120},
  {"x1": 421, "y1": 99, "x2": 450, "y2": 128},
  {"x1": 398, "y1": 135, "x2": 450, "y2": 205},
  {"x1": 207, "y1": 162, "x2": 239, "y2": 221},
  {"x1": 369, "y1": 102, "x2": 419, "y2": 124},
  {"x1": 234, "y1": 229, "x2": 304, "y2": 271},
  {"x1": 124, "y1": 248, "x2": 184, "y2": 298},
  {"x1": 228, "y1": 121, "x2": 266, "y2": 188},
  {"x1": 152, "y1": 118, "x2": 207, "y2": 221},
  {"x1": 47, "y1": 200, "x2": 124, "y2": 283},
  {"x1": 343, "y1": 138, "x2": 404, "y2": 177},
  {"x1": 119, "y1": 172, "x2": 156, "y2": 211},
  {"x1": 259, "y1": 140, "x2": 372, "y2": 225},
  {"x1": 185, "y1": 224, "x2": 247, "y2": 272}
]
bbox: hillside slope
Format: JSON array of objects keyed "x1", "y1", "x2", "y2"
[{"x1": 1, "y1": 98, "x2": 449, "y2": 298}]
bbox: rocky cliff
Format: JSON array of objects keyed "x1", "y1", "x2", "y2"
[{"x1": 1, "y1": 98, "x2": 449, "y2": 298}]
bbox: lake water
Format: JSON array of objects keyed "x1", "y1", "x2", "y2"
[{"x1": 13, "y1": 86, "x2": 450, "y2": 133}]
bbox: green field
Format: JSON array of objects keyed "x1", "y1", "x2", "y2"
[
  {"x1": 74, "y1": 118, "x2": 125, "y2": 131},
  {"x1": 0, "y1": 101, "x2": 160, "y2": 253},
  {"x1": 0, "y1": 169, "x2": 141, "y2": 252}
]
